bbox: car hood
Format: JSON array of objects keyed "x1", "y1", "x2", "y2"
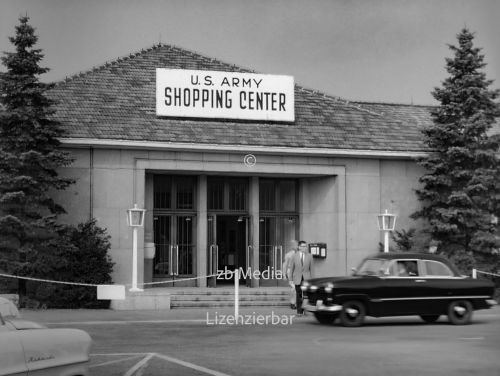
[{"x1": 306, "y1": 275, "x2": 374, "y2": 286}]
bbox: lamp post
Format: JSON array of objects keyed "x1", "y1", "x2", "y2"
[
  {"x1": 127, "y1": 204, "x2": 146, "y2": 292},
  {"x1": 377, "y1": 209, "x2": 397, "y2": 253}
]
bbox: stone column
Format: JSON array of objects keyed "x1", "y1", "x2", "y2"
[
  {"x1": 197, "y1": 175, "x2": 208, "y2": 287},
  {"x1": 249, "y1": 176, "x2": 259, "y2": 288}
]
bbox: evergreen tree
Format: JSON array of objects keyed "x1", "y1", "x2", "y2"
[
  {"x1": 413, "y1": 28, "x2": 500, "y2": 261},
  {"x1": 0, "y1": 16, "x2": 74, "y2": 297}
]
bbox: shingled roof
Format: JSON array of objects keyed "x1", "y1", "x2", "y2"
[{"x1": 48, "y1": 44, "x2": 434, "y2": 154}]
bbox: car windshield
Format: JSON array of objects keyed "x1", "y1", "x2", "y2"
[{"x1": 355, "y1": 258, "x2": 389, "y2": 276}]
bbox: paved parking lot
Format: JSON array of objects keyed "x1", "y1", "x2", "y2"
[{"x1": 22, "y1": 306, "x2": 500, "y2": 376}]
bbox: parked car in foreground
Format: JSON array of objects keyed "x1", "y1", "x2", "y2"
[
  {"x1": 302, "y1": 252, "x2": 497, "y2": 327},
  {"x1": 0, "y1": 297, "x2": 91, "y2": 376}
]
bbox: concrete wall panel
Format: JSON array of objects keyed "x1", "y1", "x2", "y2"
[
  {"x1": 92, "y1": 169, "x2": 134, "y2": 209},
  {"x1": 57, "y1": 167, "x2": 91, "y2": 225}
]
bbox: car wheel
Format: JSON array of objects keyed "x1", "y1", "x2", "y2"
[
  {"x1": 314, "y1": 312, "x2": 337, "y2": 325},
  {"x1": 339, "y1": 300, "x2": 366, "y2": 327},
  {"x1": 420, "y1": 314, "x2": 440, "y2": 323},
  {"x1": 447, "y1": 300, "x2": 473, "y2": 325}
]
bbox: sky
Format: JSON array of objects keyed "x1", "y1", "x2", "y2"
[{"x1": 0, "y1": 0, "x2": 499, "y2": 105}]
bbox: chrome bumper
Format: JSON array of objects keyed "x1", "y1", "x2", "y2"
[
  {"x1": 486, "y1": 299, "x2": 497, "y2": 307},
  {"x1": 302, "y1": 298, "x2": 342, "y2": 313}
]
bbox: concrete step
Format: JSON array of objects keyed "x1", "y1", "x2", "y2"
[
  {"x1": 171, "y1": 295, "x2": 289, "y2": 302},
  {"x1": 171, "y1": 301, "x2": 290, "y2": 308},
  {"x1": 111, "y1": 287, "x2": 292, "y2": 310},
  {"x1": 169, "y1": 288, "x2": 291, "y2": 308},
  {"x1": 166, "y1": 289, "x2": 290, "y2": 296}
]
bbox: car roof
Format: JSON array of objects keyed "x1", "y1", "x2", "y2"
[
  {"x1": 367, "y1": 252, "x2": 446, "y2": 261},
  {"x1": 364, "y1": 252, "x2": 461, "y2": 275}
]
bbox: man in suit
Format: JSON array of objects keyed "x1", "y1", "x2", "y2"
[{"x1": 290, "y1": 240, "x2": 313, "y2": 315}]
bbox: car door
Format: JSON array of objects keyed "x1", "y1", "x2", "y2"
[
  {"x1": 378, "y1": 259, "x2": 427, "y2": 315},
  {"x1": 419, "y1": 259, "x2": 460, "y2": 313},
  {"x1": 0, "y1": 317, "x2": 27, "y2": 376}
]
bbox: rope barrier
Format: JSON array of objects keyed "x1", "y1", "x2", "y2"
[
  {"x1": 0, "y1": 269, "x2": 240, "y2": 302},
  {"x1": 0, "y1": 272, "x2": 99, "y2": 287},
  {"x1": 139, "y1": 270, "x2": 232, "y2": 286},
  {"x1": 0, "y1": 270, "x2": 234, "y2": 288},
  {"x1": 474, "y1": 269, "x2": 500, "y2": 278}
]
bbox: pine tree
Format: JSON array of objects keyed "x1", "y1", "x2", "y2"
[
  {"x1": 0, "y1": 16, "x2": 74, "y2": 297},
  {"x1": 413, "y1": 28, "x2": 500, "y2": 262}
]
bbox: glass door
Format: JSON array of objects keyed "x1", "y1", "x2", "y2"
[
  {"x1": 153, "y1": 214, "x2": 195, "y2": 286},
  {"x1": 259, "y1": 216, "x2": 298, "y2": 287},
  {"x1": 207, "y1": 214, "x2": 251, "y2": 287},
  {"x1": 207, "y1": 215, "x2": 217, "y2": 287}
]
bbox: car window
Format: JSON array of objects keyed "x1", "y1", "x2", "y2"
[
  {"x1": 356, "y1": 259, "x2": 389, "y2": 276},
  {"x1": 424, "y1": 260, "x2": 453, "y2": 277},
  {"x1": 389, "y1": 260, "x2": 419, "y2": 277},
  {"x1": 0, "y1": 297, "x2": 20, "y2": 318}
]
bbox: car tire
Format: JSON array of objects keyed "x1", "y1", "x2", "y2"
[
  {"x1": 314, "y1": 312, "x2": 337, "y2": 325},
  {"x1": 339, "y1": 300, "x2": 366, "y2": 327},
  {"x1": 420, "y1": 314, "x2": 440, "y2": 323},
  {"x1": 447, "y1": 300, "x2": 473, "y2": 325}
]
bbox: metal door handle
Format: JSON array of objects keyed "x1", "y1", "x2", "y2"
[
  {"x1": 169, "y1": 245, "x2": 173, "y2": 275},
  {"x1": 174, "y1": 245, "x2": 179, "y2": 276},
  {"x1": 278, "y1": 245, "x2": 283, "y2": 271},
  {"x1": 246, "y1": 245, "x2": 252, "y2": 269},
  {"x1": 415, "y1": 279, "x2": 427, "y2": 282},
  {"x1": 209, "y1": 245, "x2": 213, "y2": 274},
  {"x1": 215, "y1": 245, "x2": 219, "y2": 274}
]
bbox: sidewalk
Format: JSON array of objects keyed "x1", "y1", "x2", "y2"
[
  {"x1": 19, "y1": 305, "x2": 500, "y2": 325},
  {"x1": 19, "y1": 305, "x2": 297, "y2": 324}
]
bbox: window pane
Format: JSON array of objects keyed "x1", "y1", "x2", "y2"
[
  {"x1": 259, "y1": 180, "x2": 275, "y2": 211},
  {"x1": 177, "y1": 216, "x2": 194, "y2": 275},
  {"x1": 425, "y1": 261, "x2": 452, "y2": 276},
  {"x1": 208, "y1": 179, "x2": 224, "y2": 210},
  {"x1": 176, "y1": 177, "x2": 195, "y2": 209},
  {"x1": 154, "y1": 176, "x2": 172, "y2": 209},
  {"x1": 153, "y1": 215, "x2": 171, "y2": 275},
  {"x1": 392, "y1": 260, "x2": 419, "y2": 276},
  {"x1": 229, "y1": 180, "x2": 246, "y2": 211},
  {"x1": 280, "y1": 180, "x2": 296, "y2": 211}
]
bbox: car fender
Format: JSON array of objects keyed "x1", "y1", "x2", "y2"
[
  {"x1": 335, "y1": 293, "x2": 371, "y2": 305},
  {"x1": 17, "y1": 328, "x2": 91, "y2": 374},
  {"x1": 0, "y1": 329, "x2": 27, "y2": 376}
]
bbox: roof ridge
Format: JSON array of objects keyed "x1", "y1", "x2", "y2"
[
  {"x1": 353, "y1": 100, "x2": 437, "y2": 108},
  {"x1": 55, "y1": 43, "x2": 261, "y2": 85},
  {"x1": 56, "y1": 43, "x2": 164, "y2": 85},
  {"x1": 163, "y1": 43, "x2": 257, "y2": 73}
]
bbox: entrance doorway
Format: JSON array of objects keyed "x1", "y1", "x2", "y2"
[
  {"x1": 153, "y1": 214, "x2": 195, "y2": 286},
  {"x1": 208, "y1": 215, "x2": 250, "y2": 286},
  {"x1": 259, "y1": 216, "x2": 298, "y2": 287}
]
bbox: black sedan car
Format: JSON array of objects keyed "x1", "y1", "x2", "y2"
[{"x1": 302, "y1": 252, "x2": 497, "y2": 327}]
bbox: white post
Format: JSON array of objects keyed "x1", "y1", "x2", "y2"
[
  {"x1": 384, "y1": 231, "x2": 389, "y2": 253},
  {"x1": 130, "y1": 226, "x2": 143, "y2": 292},
  {"x1": 234, "y1": 268, "x2": 239, "y2": 322},
  {"x1": 472, "y1": 269, "x2": 477, "y2": 279}
]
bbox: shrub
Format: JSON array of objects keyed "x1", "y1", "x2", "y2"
[{"x1": 27, "y1": 219, "x2": 114, "y2": 308}]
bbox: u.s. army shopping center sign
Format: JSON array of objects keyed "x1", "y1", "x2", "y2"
[{"x1": 156, "y1": 68, "x2": 295, "y2": 122}]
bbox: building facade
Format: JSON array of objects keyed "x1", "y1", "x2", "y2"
[{"x1": 48, "y1": 44, "x2": 433, "y2": 292}]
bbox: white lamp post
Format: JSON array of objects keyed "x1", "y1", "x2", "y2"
[
  {"x1": 377, "y1": 209, "x2": 397, "y2": 253},
  {"x1": 127, "y1": 204, "x2": 146, "y2": 292}
]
